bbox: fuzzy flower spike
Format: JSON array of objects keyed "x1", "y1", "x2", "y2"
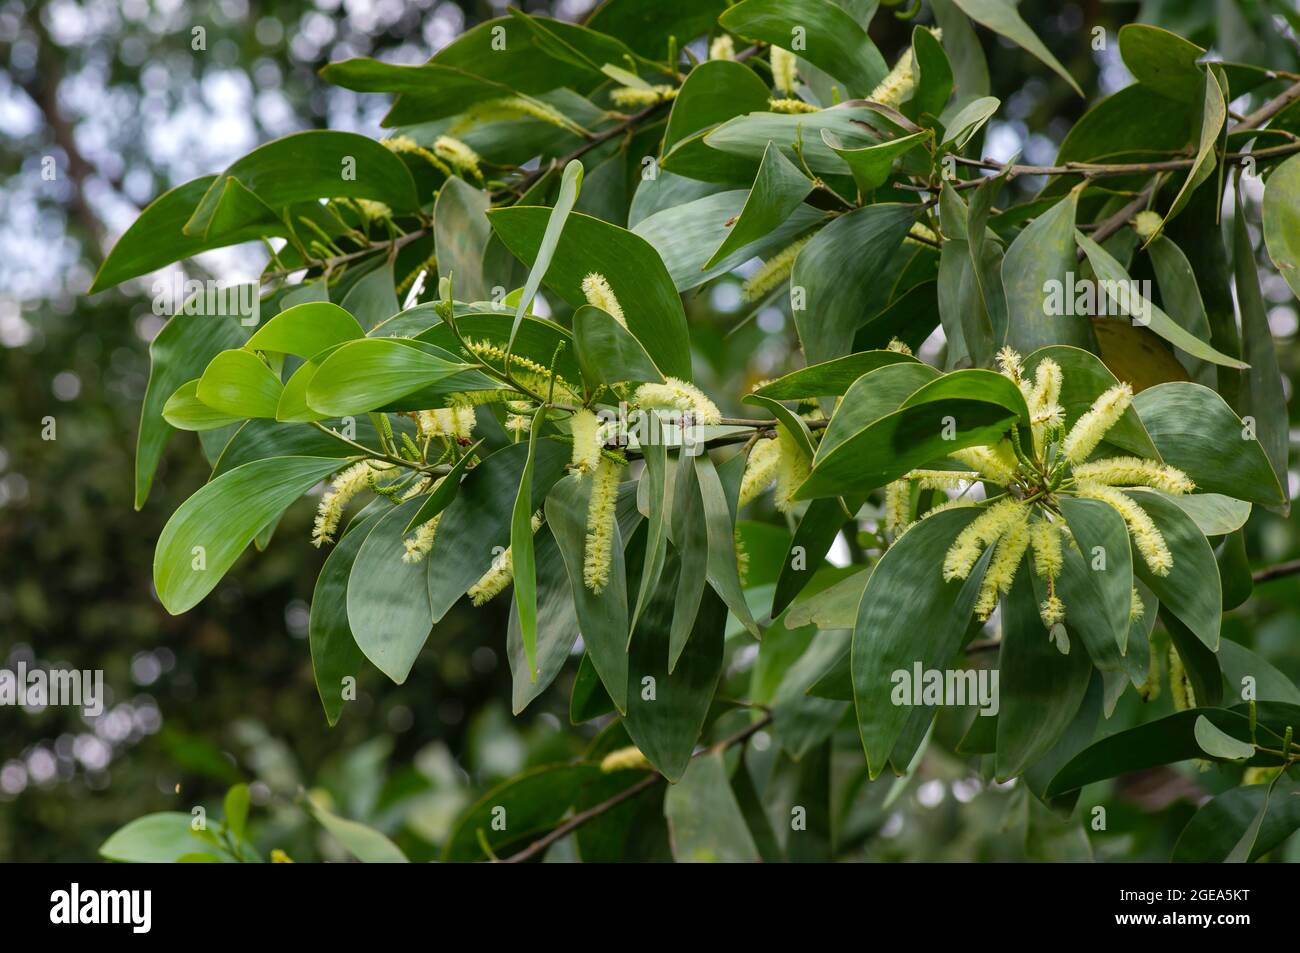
[{"x1": 903, "y1": 349, "x2": 1194, "y2": 632}]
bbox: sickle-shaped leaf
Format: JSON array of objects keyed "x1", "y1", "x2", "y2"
[
  {"x1": 506, "y1": 158, "x2": 583, "y2": 357},
  {"x1": 665, "y1": 752, "x2": 762, "y2": 863},
  {"x1": 704, "y1": 143, "x2": 813, "y2": 269},
  {"x1": 154, "y1": 456, "x2": 347, "y2": 614},
  {"x1": 1002, "y1": 190, "x2": 1096, "y2": 353},
  {"x1": 1141, "y1": 68, "x2": 1226, "y2": 246},
  {"x1": 950, "y1": 0, "x2": 1082, "y2": 96},
  {"x1": 1172, "y1": 779, "x2": 1300, "y2": 862},
  {"x1": 1057, "y1": 496, "x2": 1135, "y2": 657},
  {"x1": 510, "y1": 405, "x2": 549, "y2": 680},
  {"x1": 506, "y1": 526, "x2": 580, "y2": 713},
  {"x1": 572, "y1": 304, "x2": 664, "y2": 387}
]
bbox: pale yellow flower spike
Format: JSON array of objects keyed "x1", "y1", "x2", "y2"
[
  {"x1": 1133, "y1": 210, "x2": 1162, "y2": 241},
  {"x1": 884, "y1": 480, "x2": 911, "y2": 537},
  {"x1": 942, "y1": 498, "x2": 1026, "y2": 582},
  {"x1": 773, "y1": 424, "x2": 810, "y2": 513},
  {"x1": 996, "y1": 346, "x2": 1024, "y2": 385},
  {"x1": 600, "y1": 745, "x2": 651, "y2": 772},
  {"x1": 581, "y1": 272, "x2": 626, "y2": 327},
  {"x1": 974, "y1": 508, "x2": 1031, "y2": 620},
  {"x1": 467, "y1": 513, "x2": 543, "y2": 605},
  {"x1": 741, "y1": 232, "x2": 816, "y2": 303},
  {"x1": 709, "y1": 35, "x2": 736, "y2": 62},
  {"x1": 610, "y1": 85, "x2": 677, "y2": 108},
  {"x1": 433, "y1": 135, "x2": 482, "y2": 179},
  {"x1": 583, "y1": 457, "x2": 624, "y2": 593},
  {"x1": 1039, "y1": 594, "x2": 1066, "y2": 627},
  {"x1": 1130, "y1": 586, "x2": 1145, "y2": 621},
  {"x1": 569, "y1": 409, "x2": 602, "y2": 476},
  {"x1": 634, "y1": 377, "x2": 722, "y2": 426},
  {"x1": 1062, "y1": 383, "x2": 1133, "y2": 464},
  {"x1": 1071, "y1": 457, "x2": 1195, "y2": 495},
  {"x1": 1169, "y1": 644, "x2": 1196, "y2": 711},
  {"x1": 868, "y1": 45, "x2": 916, "y2": 110},
  {"x1": 770, "y1": 46, "x2": 798, "y2": 95},
  {"x1": 886, "y1": 337, "x2": 913, "y2": 355},
  {"x1": 417, "y1": 407, "x2": 476, "y2": 441},
  {"x1": 1076, "y1": 481, "x2": 1173, "y2": 576},
  {"x1": 402, "y1": 516, "x2": 440, "y2": 564},
  {"x1": 1029, "y1": 517, "x2": 1064, "y2": 581},
  {"x1": 951, "y1": 445, "x2": 1015, "y2": 485},
  {"x1": 769, "y1": 98, "x2": 819, "y2": 113},
  {"x1": 738, "y1": 438, "x2": 781, "y2": 507},
  {"x1": 312, "y1": 462, "x2": 374, "y2": 547}
]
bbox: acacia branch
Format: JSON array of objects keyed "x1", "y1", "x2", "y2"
[
  {"x1": 500, "y1": 712, "x2": 775, "y2": 863},
  {"x1": 1252, "y1": 559, "x2": 1300, "y2": 584}
]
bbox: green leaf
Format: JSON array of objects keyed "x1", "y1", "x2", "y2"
[
  {"x1": 223, "y1": 784, "x2": 251, "y2": 841},
  {"x1": 704, "y1": 143, "x2": 813, "y2": 269},
  {"x1": 507, "y1": 526, "x2": 580, "y2": 713},
  {"x1": 905, "y1": 26, "x2": 954, "y2": 122},
  {"x1": 1263, "y1": 152, "x2": 1300, "y2": 302},
  {"x1": 1146, "y1": 234, "x2": 1216, "y2": 386},
  {"x1": 488, "y1": 206, "x2": 692, "y2": 380},
  {"x1": 800, "y1": 369, "x2": 1023, "y2": 499},
  {"x1": 1002, "y1": 191, "x2": 1096, "y2": 353},
  {"x1": 756, "y1": 350, "x2": 919, "y2": 400},
  {"x1": 347, "y1": 498, "x2": 433, "y2": 684},
  {"x1": 950, "y1": 0, "x2": 1082, "y2": 96},
  {"x1": 442, "y1": 763, "x2": 601, "y2": 862},
  {"x1": 772, "y1": 499, "x2": 849, "y2": 617},
  {"x1": 1154, "y1": 492, "x2": 1251, "y2": 536},
  {"x1": 184, "y1": 132, "x2": 417, "y2": 237},
  {"x1": 791, "y1": 203, "x2": 918, "y2": 365},
  {"x1": 510, "y1": 406, "x2": 549, "y2": 680},
  {"x1": 210, "y1": 416, "x2": 389, "y2": 478},
  {"x1": 696, "y1": 453, "x2": 760, "y2": 638},
  {"x1": 719, "y1": 0, "x2": 887, "y2": 96},
  {"x1": 815, "y1": 361, "x2": 939, "y2": 459},
  {"x1": 545, "y1": 474, "x2": 630, "y2": 713},
  {"x1": 306, "y1": 338, "x2": 472, "y2": 417},
  {"x1": 310, "y1": 506, "x2": 384, "y2": 725},
  {"x1": 703, "y1": 106, "x2": 888, "y2": 178},
  {"x1": 506, "y1": 159, "x2": 583, "y2": 358},
  {"x1": 90, "y1": 177, "x2": 274, "y2": 293},
  {"x1": 154, "y1": 456, "x2": 345, "y2": 614},
  {"x1": 771, "y1": 629, "x2": 852, "y2": 759},
  {"x1": 1173, "y1": 780, "x2": 1300, "y2": 862},
  {"x1": 339, "y1": 260, "x2": 399, "y2": 332},
  {"x1": 402, "y1": 440, "x2": 482, "y2": 533},
  {"x1": 1118, "y1": 24, "x2": 1205, "y2": 103},
  {"x1": 940, "y1": 95, "x2": 1000, "y2": 149},
  {"x1": 1025, "y1": 345, "x2": 1158, "y2": 457},
  {"x1": 1218, "y1": 639, "x2": 1300, "y2": 705},
  {"x1": 306, "y1": 795, "x2": 408, "y2": 863},
  {"x1": 1142, "y1": 68, "x2": 1226, "y2": 245},
  {"x1": 433, "y1": 178, "x2": 494, "y2": 303},
  {"x1": 664, "y1": 751, "x2": 762, "y2": 863},
  {"x1": 100, "y1": 813, "x2": 211, "y2": 863},
  {"x1": 823, "y1": 129, "x2": 932, "y2": 196},
  {"x1": 1124, "y1": 489, "x2": 1220, "y2": 650},
  {"x1": 623, "y1": 549, "x2": 726, "y2": 782},
  {"x1": 1133, "y1": 382, "x2": 1284, "y2": 505},
  {"x1": 195, "y1": 349, "x2": 283, "y2": 418},
  {"x1": 660, "y1": 60, "x2": 772, "y2": 184},
  {"x1": 853, "y1": 507, "x2": 983, "y2": 777},
  {"x1": 135, "y1": 307, "x2": 251, "y2": 507},
  {"x1": 427, "y1": 440, "x2": 570, "y2": 622},
  {"x1": 244, "y1": 302, "x2": 364, "y2": 357},
  {"x1": 586, "y1": 0, "x2": 726, "y2": 58},
  {"x1": 1057, "y1": 496, "x2": 1135, "y2": 658},
  {"x1": 1046, "y1": 708, "x2": 1273, "y2": 796},
  {"x1": 1193, "y1": 714, "x2": 1256, "y2": 760},
  {"x1": 667, "y1": 450, "x2": 711, "y2": 668},
  {"x1": 996, "y1": 569, "x2": 1092, "y2": 780},
  {"x1": 572, "y1": 305, "x2": 664, "y2": 386},
  {"x1": 1233, "y1": 179, "x2": 1290, "y2": 509},
  {"x1": 162, "y1": 380, "x2": 245, "y2": 432},
  {"x1": 1076, "y1": 231, "x2": 1247, "y2": 369}
]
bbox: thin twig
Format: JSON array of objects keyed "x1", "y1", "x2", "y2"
[{"x1": 1252, "y1": 559, "x2": 1300, "y2": 584}]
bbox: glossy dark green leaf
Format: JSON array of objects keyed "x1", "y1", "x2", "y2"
[
  {"x1": 905, "y1": 26, "x2": 954, "y2": 121},
  {"x1": 402, "y1": 440, "x2": 482, "y2": 533},
  {"x1": 306, "y1": 338, "x2": 472, "y2": 417},
  {"x1": 950, "y1": 0, "x2": 1082, "y2": 95},
  {"x1": 772, "y1": 498, "x2": 848, "y2": 616},
  {"x1": 506, "y1": 527, "x2": 579, "y2": 713},
  {"x1": 1125, "y1": 489, "x2": 1220, "y2": 650},
  {"x1": 434, "y1": 178, "x2": 494, "y2": 303},
  {"x1": 1172, "y1": 779, "x2": 1300, "y2": 862},
  {"x1": 1057, "y1": 496, "x2": 1134, "y2": 655},
  {"x1": 1133, "y1": 382, "x2": 1284, "y2": 505},
  {"x1": 572, "y1": 304, "x2": 664, "y2": 386},
  {"x1": 1143, "y1": 68, "x2": 1225, "y2": 244},
  {"x1": 696, "y1": 453, "x2": 759, "y2": 637},
  {"x1": 756, "y1": 350, "x2": 919, "y2": 401},
  {"x1": 704, "y1": 143, "x2": 812, "y2": 269},
  {"x1": 154, "y1": 456, "x2": 346, "y2": 614},
  {"x1": 1118, "y1": 24, "x2": 1205, "y2": 103},
  {"x1": 1002, "y1": 190, "x2": 1096, "y2": 353},
  {"x1": 660, "y1": 60, "x2": 771, "y2": 184},
  {"x1": 509, "y1": 407, "x2": 548, "y2": 680},
  {"x1": 1146, "y1": 234, "x2": 1215, "y2": 385}
]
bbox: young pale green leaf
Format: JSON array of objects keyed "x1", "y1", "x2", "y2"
[
  {"x1": 505, "y1": 159, "x2": 583, "y2": 358},
  {"x1": 154, "y1": 456, "x2": 347, "y2": 614},
  {"x1": 162, "y1": 380, "x2": 245, "y2": 432},
  {"x1": 100, "y1": 813, "x2": 216, "y2": 863},
  {"x1": 854, "y1": 507, "x2": 985, "y2": 778},
  {"x1": 306, "y1": 795, "x2": 408, "y2": 863},
  {"x1": 1193, "y1": 714, "x2": 1256, "y2": 760},
  {"x1": 1133, "y1": 381, "x2": 1284, "y2": 505},
  {"x1": 545, "y1": 474, "x2": 629, "y2": 713},
  {"x1": 719, "y1": 0, "x2": 887, "y2": 96},
  {"x1": 347, "y1": 497, "x2": 434, "y2": 684},
  {"x1": 488, "y1": 206, "x2": 693, "y2": 380},
  {"x1": 939, "y1": 95, "x2": 1000, "y2": 149},
  {"x1": 510, "y1": 405, "x2": 549, "y2": 680},
  {"x1": 136, "y1": 309, "x2": 251, "y2": 507},
  {"x1": 572, "y1": 305, "x2": 664, "y2": 386},
  {"x1": 245, "y1": 302, "x2": 364, "y2": 358},
  {"x1": 704, "y1": 142, "x2": 812, "y2": 269},
  {"x1": 822, "y1": 129, "x2": 932, "y2": 196},
  {"x1": 791, "y1": 203, "x2": 918, "y2": 366},
  {"x1": 223, "y1": 784, "x2": 250, "y2": 842},
  {"x1": 306, "y1": 338, "x2": 472, "y2": 416},
  {"x1": 664, "y1": 752, "x2": 762, "y2": 863},
  {"x1": 195, "y1": 348, "x2": 283, "y2": 419},
  {"x1": 310, "y1": 505, "x2": 385, "y2": 725},
  {"x1": 950, "y1": 0, "x2": 1082, "y2": 95}
]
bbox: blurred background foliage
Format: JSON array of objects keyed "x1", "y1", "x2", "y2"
[{"x1": 2, "y1": 0, "x2": 1300, "y2": 861}]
